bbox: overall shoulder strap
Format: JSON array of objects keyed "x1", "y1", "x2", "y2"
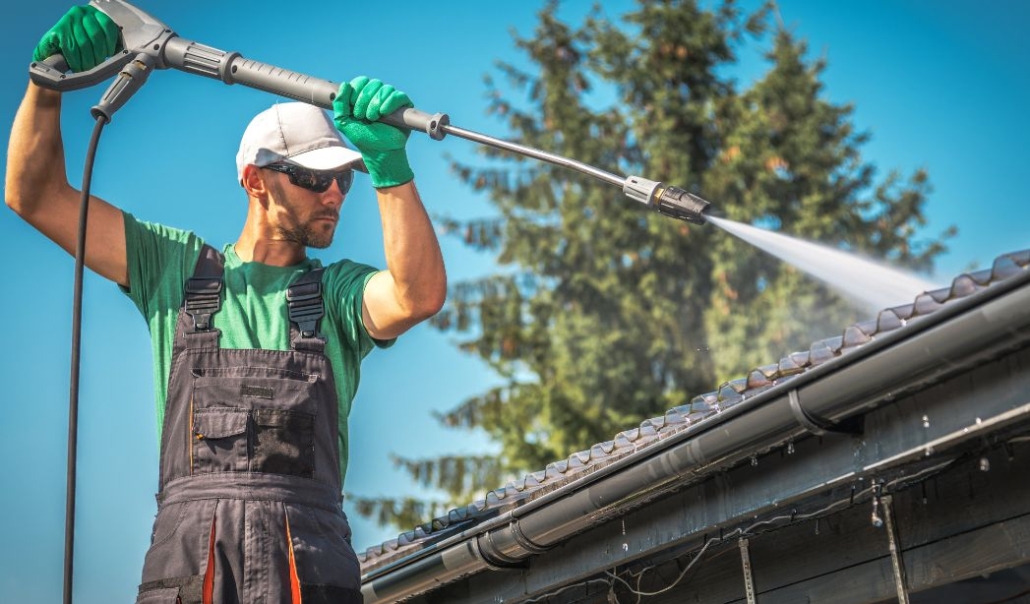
[
  {"x1": 182, "y1": 245, "x2": 225, "y2": 349},
  {"x1": 287, "y1": 267, "x2": 326, "y2": 353}
]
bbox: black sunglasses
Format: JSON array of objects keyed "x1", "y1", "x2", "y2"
[{"x1": 263, "y1": 163, "x2": 354, "y2": 194}]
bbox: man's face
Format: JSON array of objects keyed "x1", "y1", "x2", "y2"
[{"x1": 265, "y1": 168, "x2": 347, "y2": 249}]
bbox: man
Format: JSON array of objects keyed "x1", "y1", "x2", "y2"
[{"x1": 6, "y1": 5, "x2": 446, "y2": 603}]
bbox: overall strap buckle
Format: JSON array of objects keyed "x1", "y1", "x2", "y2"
[
  {"x1": 287, "y1": 269, "x2": 326, "y2": 339},
  {"x1": 183, "y1": 244, "x2": 225, "y2": 333},
  {"x1": 184, "y1": 277, "x2": 223, "y2": 331}
]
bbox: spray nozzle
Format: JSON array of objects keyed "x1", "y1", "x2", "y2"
[
  {"x1": 623, "y1": 176, "x2": 710, "y2": 225},
  {"x1": 654, "y1": 185, "x2": 710, "y2": 224}
]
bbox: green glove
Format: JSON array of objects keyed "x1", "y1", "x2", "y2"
[
  {"x1": 333, "y1": 76, "x2": 415, "y2": 189},
  {"x1": 33, "y1": 5, "x2": 120, "y2": 74}
]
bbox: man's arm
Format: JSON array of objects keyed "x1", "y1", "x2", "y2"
[
  {"x1": 5, "y1": 82, "x2": 129, "y2": 287},
  {"x1": 334, "y1": 77, "x2": 447, "y2": 340},
  {"x1": 362, "y1": 181, "x2": 446, "y2": 340},
  {"x1": 6, "y1": 6, "x2": 128, "y2": 286}
]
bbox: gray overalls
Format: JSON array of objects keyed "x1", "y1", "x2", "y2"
[{"x1": 136, "y1": 246, "x2": 362, "y2": 604}]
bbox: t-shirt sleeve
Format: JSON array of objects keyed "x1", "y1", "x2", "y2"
[
  {"x1": 324, "y1": 262, "x2": 395, "y2": 359},
  {"x1": 120, "y1": 211, "x2": 205, "y2": 323}
]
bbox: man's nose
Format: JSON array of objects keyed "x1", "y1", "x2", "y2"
[{"x1": 322, "y1": 181, "x2": 346, "y2": 205}]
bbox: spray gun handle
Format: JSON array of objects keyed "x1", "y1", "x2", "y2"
[
  {"x1": 32, "y1": 51, "x2": 156, "y2": 123},
  {"x1": 31, "y1": 51, "x2": 136, "y2": 92},
  {"x1": 29, "y1": 0, "x2": 174, "y2": 93}
]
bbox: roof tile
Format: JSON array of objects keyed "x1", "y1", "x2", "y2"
[
  {"x1": 842, "y1": 325, "x2": 873, "y2": 348},
  {"x1": 913, "y1": 292, "x2": 944, "y2": 315}
]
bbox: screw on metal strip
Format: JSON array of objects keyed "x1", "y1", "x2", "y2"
[
  {"x1": 882, "y1": 495, "x2": 911, "y2": 604},
  {"x1": 738, "y1": 537, "x2": 757, "y2": 604}
]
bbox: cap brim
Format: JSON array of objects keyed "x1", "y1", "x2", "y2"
[{"x1": 288, "y1": 146, "x2": 366, "y2": 172}]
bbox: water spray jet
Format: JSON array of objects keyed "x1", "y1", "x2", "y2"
[{"x1": 709, "y1": 216, "x2": 939, "y2": 312}]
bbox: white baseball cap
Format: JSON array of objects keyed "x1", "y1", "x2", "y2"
[{"x1": 235, "y1": 102, "x2": 364, "y2": 182}]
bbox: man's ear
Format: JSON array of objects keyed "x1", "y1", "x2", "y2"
[{"x1": 241, "y1": 164, "x2": 269, "y2": 198}]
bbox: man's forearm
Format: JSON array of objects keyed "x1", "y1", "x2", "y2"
[
  {"x1": 375, "y1": 181, "x2": 447, "y2": 319},
  {"x1": 5, "y1": 83, "x2": 70, "y2": 218}
]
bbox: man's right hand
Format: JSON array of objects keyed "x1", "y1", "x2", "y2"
[{"x1": 33, "y1": 5, "x2": 120, "y2": 73}]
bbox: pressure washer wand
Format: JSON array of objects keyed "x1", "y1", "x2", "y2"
[
  {"x1": 30, "y1": 0, "x2": 710, "y2": 224},
  {"x1": 443, "y1": 125, "x2": 711, "y2": 224}
]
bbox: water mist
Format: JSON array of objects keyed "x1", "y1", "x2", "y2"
[{"x1": 708, "y1": 216, "x2": 939, "y2": 313}]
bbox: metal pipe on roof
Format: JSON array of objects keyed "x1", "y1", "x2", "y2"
[{"x1": 362, "y1": 263, "x2": 1030, "y2": 602}]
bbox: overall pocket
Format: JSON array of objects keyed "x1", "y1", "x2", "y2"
[
  {"x1": 190, "y1": 367, "x2": 320, "y2": 477},
  {"x1": 253, "y1": 408, "x2": 315, "y2": 477},
  {"x1": 192, "y1": 407, "x2": 249, "y2": 473}
]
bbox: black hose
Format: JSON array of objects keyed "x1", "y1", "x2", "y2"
[{"x1": 64, "y1": 114, "x2": 108, "y2": 604}]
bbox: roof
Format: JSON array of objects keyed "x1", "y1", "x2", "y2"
[{"x1": 357, "y1": 248, "x2": 1030, "y2": 597}]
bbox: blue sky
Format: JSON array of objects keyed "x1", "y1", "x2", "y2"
[{"x1": 1, "y1": 1, "x2": 1027, "y2": 601}]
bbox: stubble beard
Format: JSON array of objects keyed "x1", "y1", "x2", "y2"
[
  {"x1": 277, "y1": 222, "x2": 335, "y2": 249},
  {"x1": 271, "y1": 181, "x2": 339, "y2": 249}
]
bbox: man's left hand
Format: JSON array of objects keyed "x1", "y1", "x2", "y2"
[{"x1": 333, "y1": 76, "x2": 414, "y2": 189}]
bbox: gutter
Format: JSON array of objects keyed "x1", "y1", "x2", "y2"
[{"x1": 362, "y1": 265, "x2": 1030, "y2": 603}]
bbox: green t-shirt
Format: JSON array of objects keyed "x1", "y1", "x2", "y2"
[{"x1": 120, "y1": 211, "x2": 389, "y2": 485}]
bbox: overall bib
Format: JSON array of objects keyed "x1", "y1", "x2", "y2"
[{"x1": 136, "y1": 246, "x2": 362, "y2": 604}]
